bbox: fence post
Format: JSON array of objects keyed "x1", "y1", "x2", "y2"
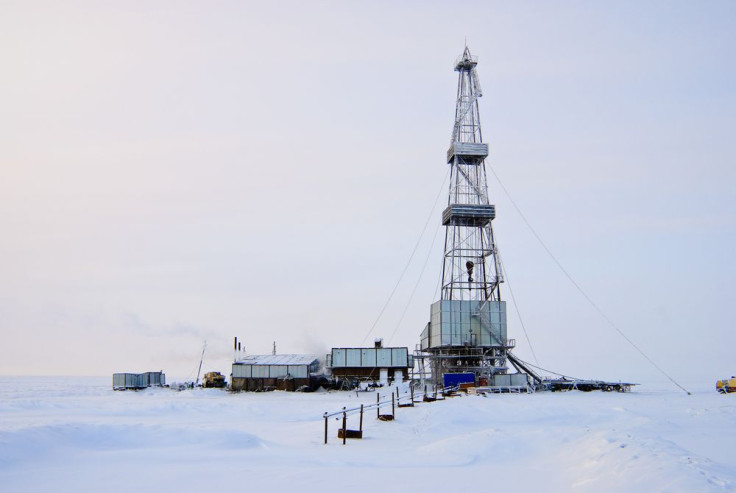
[
  {"x1": 376, "y1": 393, "x2": 380, "y2": 418},
  {"x1": 411, "y1": 384, "x2": 414, "y2": 403},
  {"x1": 392, "y1": 393, "x2": 395, "y2": 418},
  {"x1": 324, "y1": 412, "x2": 328, "y2": 445},
  {"x1": 342, "y1": 408, "x2": 347, "y2": 445},
  {"x1": 359, "y1": 404, "x2": 364, "y2": 432}
]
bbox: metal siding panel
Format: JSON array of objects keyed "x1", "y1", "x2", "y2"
[
  {"x1": 361, "y1": 348, "x2": 377, "y2": 367},
  {"x1": 376, "y1": 348, "x2": 391, "y2": 367},
  {"x1": 482, "y1": 301, "x2": 506, "y2": 344},
  {"x1": 332, "y1": 349, "x2": 346, "y2": 368},
  {"x1": 391, "y1": 348, "x2": 407, "y2": 367},
  {"x1": 232, "y1": 364, "x2": 252, "y2": 378},
  {"x1": 346, "y1": 348, "x2": 361, "y2": 367},
  {"x1": 289, "y1": 365, "x2": 307, "y2": 378},
  {"x1": 462, "y1": 302, "x2": 472, "y2": 345},
  {"x1": 480, "y1": 324, "x2": 491, "y2": 346},
  {"x1": 430, "y1": 329, "x2": 441, "y2": 348},
  {"x1": 430, "y1": 300, "x2": 443, "y2": 348},
  {"x1": 145, "y1": 372, "x2": 163, "y2": 386},
  {"x1": 252, "y1": 365, "x2": 269, "y2": 378},
  {"x1": 440, "y1": 301, "x2": 452, "y2": 346},
  {"x1": 510, "y1": 373, "x2": 528, "y2": 387},
  {"x1": 494, "y1": 374, "x2": 511, "y2": 386},
  {"x1": 500, "y1": 301, "x2": 507, "y2": 341},
  {"x1": 270, "y1": 365, "x2": 288, "y2": 378},
  {"x1": 441, "y1": 310, "x2": 452, "y2": 345},
  {"x1": 430, "y1": 303, "x2": 442, "y2": 348},
  {"x1": 420, "y1": 323, "x2": 430, "y2": 350}
]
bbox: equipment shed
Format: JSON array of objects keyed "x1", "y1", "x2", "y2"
[
  {"x1": 231, "y1": 354, "x2": 321, "y2": 391},
  {"x1": 326, "y1": 343, "x2": 412, "y2": 383},
  {"x1": 112, "y1": 371, "x2": 166, "y2": 390}
]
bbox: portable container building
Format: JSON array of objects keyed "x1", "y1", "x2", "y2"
[
  {"x1": 488, "y1": 373, "x2": 529, "y2": 389},
  {"x1": 327, "y1": 345, "x2": 412, "y2": 381},
  {"x1": 143, "y1": 371, "x2": 166, "y2": 386},
  {"x1": 231, "y1": 354, "x2": 321, "y2": 391},
  {"x1": 112, "y1": 371, "x2": 166, "y2": 390}
]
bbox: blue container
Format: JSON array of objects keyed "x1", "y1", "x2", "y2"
[{"x1": 443, "y1": 372, "x2": 475, "y2": 388}]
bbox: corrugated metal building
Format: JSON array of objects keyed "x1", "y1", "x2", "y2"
[
  {"x1": 112, "y1": 371, "x2": 166, "y2": 390},
  {"x1": 231, "y1": 354, "x2": 320, "y2": 391},
  {"x1": 420, "y1": 300, "x2": 507, "y2": 350},
  {"x1": 326, "y1": 344, "x2": 412, "y2": 382}
]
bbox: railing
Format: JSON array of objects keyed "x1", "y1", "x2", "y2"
[{"x1": 322, "y1": 385, "x2": 458, "y2": 445}]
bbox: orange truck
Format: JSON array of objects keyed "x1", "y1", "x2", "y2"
[{"x1": 716, "y1": 377, "x2": 736, "y2": 394}]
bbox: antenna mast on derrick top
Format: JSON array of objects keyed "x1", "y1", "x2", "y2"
[{"x1": 418, "y1": 47, "x2": 523, "y2": 389}]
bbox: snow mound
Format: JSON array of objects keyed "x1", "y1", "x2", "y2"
[{"x1": 0, "y1": 423, "x2": 263, "y2": 466}]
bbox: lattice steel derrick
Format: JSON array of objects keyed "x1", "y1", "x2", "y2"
[{"x1": 440, "y1": 47, "x2": 503, "y2": 304}]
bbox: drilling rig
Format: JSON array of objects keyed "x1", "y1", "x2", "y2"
[{"x1": 417, "y1": 47, "x2": 539, "y2": 391}]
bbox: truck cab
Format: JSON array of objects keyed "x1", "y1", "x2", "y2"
[{"x1": 716, "y1": 377, "x2": 736, "y2": 394}]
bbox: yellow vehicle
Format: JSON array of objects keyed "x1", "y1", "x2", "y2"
[
  {"x1": 203, "y1": 371, "x2": 226, "y2": 388},
  {"x1": 716, "y1": 377, "x2": 736, "y2": 394}
]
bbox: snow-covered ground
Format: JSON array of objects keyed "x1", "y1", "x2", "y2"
[{"x1": 0, "y1": 377, "x2": 734, "y2": 492}]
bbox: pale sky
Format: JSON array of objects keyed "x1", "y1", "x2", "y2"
[{"x1": 1, "y1": 1, "x2": 734, "y2": 387}]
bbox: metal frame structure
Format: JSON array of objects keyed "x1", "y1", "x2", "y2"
[
  {"x1": 417, "y1": 47, "x2": 523, "y2": 388},
  {"x1": 411, "y1": 48, "x2": 636, "y2": 394},
  {"x1": 442, "y1": 47, "x2": 502, "y2": 303}
]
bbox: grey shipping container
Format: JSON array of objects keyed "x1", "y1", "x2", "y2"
[{"x1": 113, "y1": 371, "x2": 166, "y2": 390}]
